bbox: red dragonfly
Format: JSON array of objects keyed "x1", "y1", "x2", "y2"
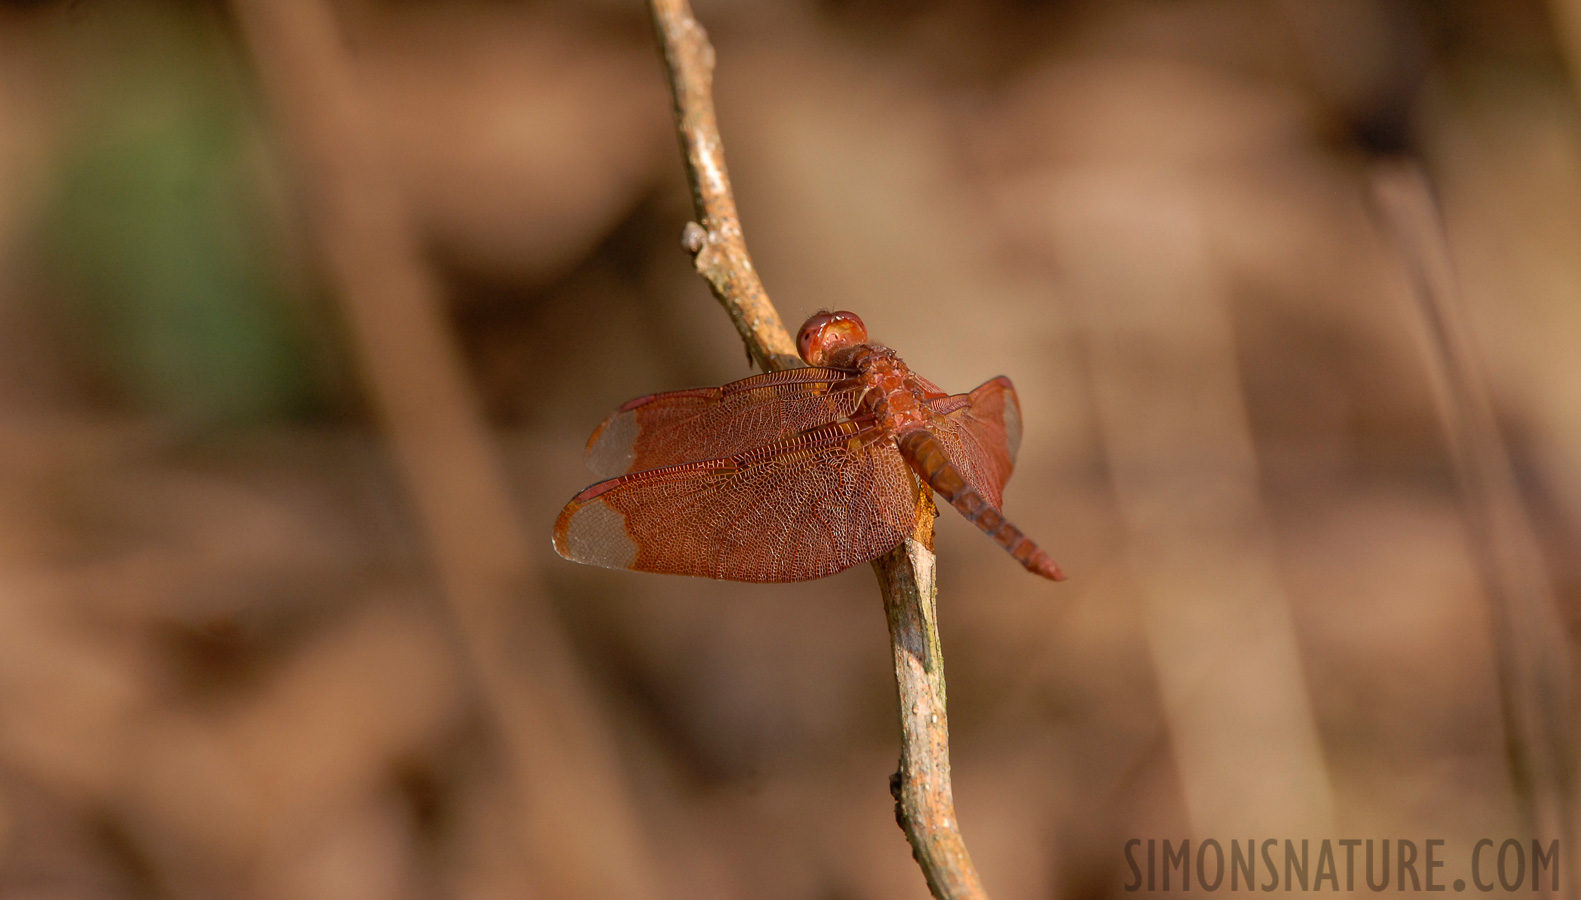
[{"x1": 553, "y1": 310, "x2": 1064, "y2": 583}]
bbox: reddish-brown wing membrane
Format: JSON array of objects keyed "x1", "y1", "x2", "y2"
[
  {"x1": 926, "y1": 376, "x2": 1022, "y2": 510},
  {"x1": 585, "y1": 367, "x2": 863, "y2": 478},
  {"x1": 555, "y1": 418, "x2": 916, "y2": 582}
]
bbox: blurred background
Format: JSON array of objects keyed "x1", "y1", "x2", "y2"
[{"x1": 1, "y1": 0, "x2": 1579, "y2": 897}]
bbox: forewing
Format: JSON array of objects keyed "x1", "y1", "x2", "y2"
[
  {"x1": 555, "y1": 420, "x2": 915, "y2": 582},
  {"x1": 585, "y1": 367, "x2": 863, "y2": 478},
  {"x1": 925, "y1": 375, "x2": 1022, "y2": 509}
]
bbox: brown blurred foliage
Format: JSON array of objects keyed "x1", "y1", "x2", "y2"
[{"x1": 0, "y1": 0, "x2": 1578, "y2": 897}]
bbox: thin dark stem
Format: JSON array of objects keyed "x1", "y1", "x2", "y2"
[
  {"x1": 229, "y1": 1, "x2": 658, "y2": 897},
  {"x1": 646, "y1": 2, "x2": 987, "y2": 897},
  {"x1": 1372, "y1": 163, "x2": 1576, "y2": 899}
]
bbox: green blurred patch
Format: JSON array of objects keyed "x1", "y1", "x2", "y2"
[{"x1": 43, "y1": 11, "x2": 320, "y2": 427}]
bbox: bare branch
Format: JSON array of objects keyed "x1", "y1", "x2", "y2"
[
  {"x1": 648, "y1": 2, "x2": 987, "y2": 897},
  {"x1": 877, "y1": 493, "x2": 990, "y2": 899},
  {"x1": 649, "y1": 0, "x2": 800, "y2": 373}
]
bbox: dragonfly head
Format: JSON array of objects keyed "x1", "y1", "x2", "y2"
[{"x1": 797, "y1": 310, "x2": 868, "y2": 366}]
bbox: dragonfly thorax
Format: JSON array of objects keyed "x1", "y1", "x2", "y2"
[{"x1": 855, "y1": 348, "x2": 932, "y2": 436}]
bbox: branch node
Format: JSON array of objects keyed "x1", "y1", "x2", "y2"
[
  {"x1": 679, "y1": 18, "x2": 714, "y2": 72},
  {"x1": 681, "y1": 221, "x2": 708, "y2": 255}
]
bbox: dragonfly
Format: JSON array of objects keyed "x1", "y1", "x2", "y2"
[{"x1": 552, "y1": 310, "x2": 1064, "y2": 583}]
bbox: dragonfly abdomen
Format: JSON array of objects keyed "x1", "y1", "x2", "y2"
[{"x1": 895, "y1": 429, "x2": 1065, "y2": 581}]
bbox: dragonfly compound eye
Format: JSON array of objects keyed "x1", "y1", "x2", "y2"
[{"x1": 796, "y1": 310, "x2": 868, "y2": 366}]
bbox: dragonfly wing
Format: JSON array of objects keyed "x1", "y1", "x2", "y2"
[
  {"x1": 925, "y1": 375, "x2": 1021, "y2": 509},
  {"x1": 585, "y1": 367, "x2": 864, "y2": 479},
  {"x1": 555, "y1": 420, "x2": 915, "y2": 582}
]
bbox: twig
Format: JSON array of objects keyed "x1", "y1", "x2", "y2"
[
  {"x1": 1371, "y1": 164, "x2": 1577, "y2": 897},
  {"x1": 651, "y1": 0, "x2": 800, "y2": 374},
  {"x1": 876, "y1": 494, "x2": 989, "y2": 899},
  {"x1": 647, "y1": 1, "x2": 987, "y2": 896},
  {"x1": 228, "y1": 2, "x2": 659, "y2": 897}
]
